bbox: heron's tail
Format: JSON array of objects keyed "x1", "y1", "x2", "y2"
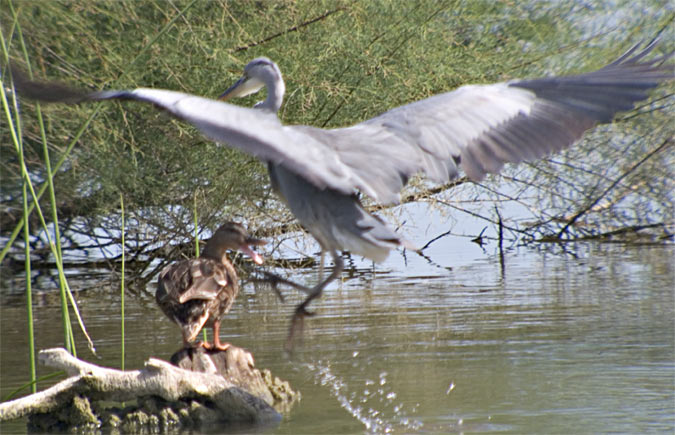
[{"x1": 322, "y1": 195, "x2": 417, "y2": 263}]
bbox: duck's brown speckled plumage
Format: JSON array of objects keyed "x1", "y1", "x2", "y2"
[{"x1": 155, "y1": 222, "x2": 264, "y2": 350}]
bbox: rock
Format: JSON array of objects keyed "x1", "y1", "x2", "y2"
[
  {"x1": 170, "y1": 345, "x2": 300, "y2": 411},
  {"x1": 261, "y1": 368, "x2": 301, "y2": 413}
]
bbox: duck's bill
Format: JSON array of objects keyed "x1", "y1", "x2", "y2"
[{"x1": 240, "y1": 238, "x2": 266, "y2": 265}]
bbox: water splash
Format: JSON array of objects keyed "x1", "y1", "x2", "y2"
[{"x1": 304, "y1": 360, "x2": 423, "y2": 433}]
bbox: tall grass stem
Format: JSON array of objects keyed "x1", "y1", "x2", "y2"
[
  {"x1": 194, "y1": 191, "x2": 208, "y2": 343},
  {"x1": 120, "y1": 194, "x2": 126, "y2": 371},
  {"x1": 0, "y1": 0, "x2": 201, "y2": 263}
]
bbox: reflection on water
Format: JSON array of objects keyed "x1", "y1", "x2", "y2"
[{"x1": 1, "y1": 240, "x2": 673, "y2": 434}]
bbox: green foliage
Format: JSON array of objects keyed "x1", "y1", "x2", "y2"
[{"x1": 1, "y1": 0, "x2": 673, "y2": 275}]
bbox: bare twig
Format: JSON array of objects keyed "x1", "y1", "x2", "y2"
[
  {"x1": 557, "y1": 138, "x2": 673, "y2": 238},
  {"x1": 234, "y1": 7, "x2": 348, "y2": 52}
]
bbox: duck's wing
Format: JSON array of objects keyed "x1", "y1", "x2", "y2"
[
  {"x1": 176, "y1": 260, "x2": 228, "y2": 303},
  {"x1": 156, "y1": 259, "x2": 225, "y2": 304}
]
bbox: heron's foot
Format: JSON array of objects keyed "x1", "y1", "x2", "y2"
[
  {"x1": 296, "y1": 303, "x2": 316, "y2": 318},
  {"x1": 284, "y1": 303, "x2": 316, "y2": 352},
  {"x1": 260, "y1": 271, "x2": 291, "y2": 302}
]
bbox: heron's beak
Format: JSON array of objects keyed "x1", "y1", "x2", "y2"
[
  {"x1": 239, "y1": 237, "x2": 266, "y2": 265},
  {"x1": 219, "y1": 76, "x2": 265, "y2": 101}
]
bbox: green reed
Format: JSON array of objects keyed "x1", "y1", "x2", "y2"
[
  {"x1": 1, "y1": 0, "x2": 202, "y2": 377},
  {"x1": 1, "y1": 372, "x2": 64, "y2": 402},
  {"x1": 1, "y1": 3, "x2": 97, "y2": 358},
  {"x1": 194, "y1": 190, "x2": 208, "y2": 344},
  {"x1": 120, "y1": 194, "x2": 126, "y2": 371}
]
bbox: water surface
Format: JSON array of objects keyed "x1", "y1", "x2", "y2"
[{"x1": 2, "y1": 237, "x2": 673, "y2": 434}]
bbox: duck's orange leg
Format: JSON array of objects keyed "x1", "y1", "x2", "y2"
[{"x1": 209, "y1": 320, "x2": 231, "y2": 351}]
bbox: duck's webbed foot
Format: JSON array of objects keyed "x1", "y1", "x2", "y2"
[
  {"x1": 188, "y1": 340, "x2": 212, "y2": 350},
  {"x1": 207, "y1": 341, "x2": 231, "y2": 351},
  {"x1": 197, "y1": 341, "x2": 211, "y2": 350}
]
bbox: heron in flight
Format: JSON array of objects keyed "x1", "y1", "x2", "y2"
[{"x1": 10, "y1": 40, "x2": 671, "y2": 337}]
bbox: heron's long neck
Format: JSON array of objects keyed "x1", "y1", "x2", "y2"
[{"x1": 261, "y1": 72, "x2": 285, "y2": 112}]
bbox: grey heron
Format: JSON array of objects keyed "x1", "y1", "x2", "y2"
[{"x1": 10, "y1": 40, "x2": 672, "y2": 340}]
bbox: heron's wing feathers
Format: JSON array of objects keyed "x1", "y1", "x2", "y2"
[
  {"x1": 94, "y1": 90, "x2": 366, "y2": 195},
  {"x1": 9, "y1": 67, "x2": 361, "y2": 195},
  {"x1": 12, "y1": 42, "x2": 670, "y2": 204},
  {"x1": 303, "y1": 83, "x2": 537, "y2": 203},
  {"x1": 304, "y1": 41, "x2": 671, "y2": 203}
]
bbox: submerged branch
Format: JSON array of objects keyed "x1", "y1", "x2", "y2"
[{"x1": 540, "y1": 222, "x2": 672, "y2": 243}]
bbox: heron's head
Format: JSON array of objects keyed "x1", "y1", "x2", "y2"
[{"x1": 219, "y1": 57, "x2": 282, "y2": 102}]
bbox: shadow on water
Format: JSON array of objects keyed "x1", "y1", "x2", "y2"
[{"x1": 2, "y1": 235, "x2": 673, "y2": 433}]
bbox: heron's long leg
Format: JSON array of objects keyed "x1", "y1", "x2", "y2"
[
  {"x1": 261, "y1": 249, "x2": 329, "y2": 298},
  {"x1": 299, "y1": 249, "x2": 343, "y2": 313},
  {"x1": 286, "y1": 250, "x2": 343, "y2": 350},
  {"x1": 261, "y1": 271, "x2": 313, "y2": 295},
  {"x1": 318, "y1": 250, "x2": 325, "y2": 282}
]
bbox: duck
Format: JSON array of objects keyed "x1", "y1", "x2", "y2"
[{"x1": 155, "y1": 222, "x2": 265, "y2": 350}]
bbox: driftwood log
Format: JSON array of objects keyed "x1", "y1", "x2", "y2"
[{"x1": 0, "y1": 347, "x2": 299, "y2": 432}]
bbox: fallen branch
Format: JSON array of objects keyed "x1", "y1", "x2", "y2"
[
  {"x1": 0, "y1": 347, "x2": 299, "y2": 432},
  {"x1": 539, "y1": 222, "x2": 672, "y2": 243}
]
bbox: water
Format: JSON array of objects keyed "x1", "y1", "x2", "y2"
[{"x1": 2, "y1": 236, "x2": 673, "y2": 434}]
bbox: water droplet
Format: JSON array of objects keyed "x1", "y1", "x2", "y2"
[{"x1": 386, "y1": 392, "x2": 397, "y2": 400}]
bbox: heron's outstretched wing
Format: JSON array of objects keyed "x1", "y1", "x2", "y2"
[
  {"x1": 9, "y1": 67, "x2": 364, "y2": 196},
  {"x1": 303, "y1": 40, "x2": 672, "y2": 203},
  {"x1": 11, "y1": 41, "x2": 670, "y2": 204}
]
